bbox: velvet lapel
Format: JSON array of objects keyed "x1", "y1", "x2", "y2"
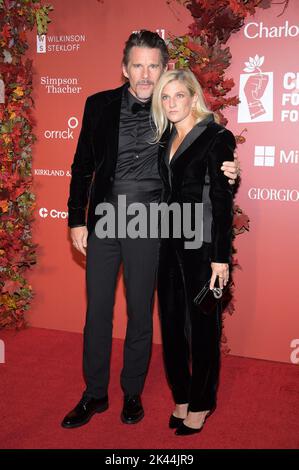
[
  {"x1": 102, "y1": 87, "x2": 123, "y2": 166},
  {"x1": 158, "y1": 126, "x2": 171, "y2": 184},
  {"x1": 168, "y1": 116, "x2": 214, "y2": 166}
]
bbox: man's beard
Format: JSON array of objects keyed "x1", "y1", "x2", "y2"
[{"x1": 135, "y1": 80, "x2": 154, "y2": 100}]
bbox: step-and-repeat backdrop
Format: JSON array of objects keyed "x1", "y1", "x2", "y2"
[{"x1": 27, "y1": 0, "x2": 299, "y2": 364}]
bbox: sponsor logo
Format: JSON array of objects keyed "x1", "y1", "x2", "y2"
[
  {"x1": 44, "y1": 117, "x2": 79, "y2": 140},
  {"x1": 34, "y1": 169, "x2": 71, "y2": 177},
  {"x1": 40, "y1": 76, "x2": 82, "y2": 94},
  {"x1": 290, "y1": 339, "x2": 299, "y2": 364},
  {"x1": 254, "y1": 146, "x2": 275, "y2": 167},
  {"x1": 238, "y1": 55, "x2": 273, "y2": 123},
  {"x1": 244, "y1": 20, "x2": 299, "y2": 39},
  {"x1": 39, "y1": 208, "x2": 68, "y2": 219},
  {"x1": 37, "y1": 34, "x2": 46, "y2": 53},
  {"x1": 37, "y1": 34, "x2": 86, "y2": 53},
  {"x1": 281, "y1": 72, "x2": 299, "y2": 122},
  {"x1": 254, "y1": 145, "x2": 299, "y2": 167},
  {"x1": 248, "y1": 187, "x2": 299, "y2": 202}
]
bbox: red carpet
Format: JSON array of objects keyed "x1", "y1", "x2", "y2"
[{"x1": 0, "y1": 327, "x2": 298, "y2": 449}]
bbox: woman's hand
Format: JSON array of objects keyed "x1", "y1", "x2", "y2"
[{"x1": 210, "y1": 262, "x2": 229, "y2": 290}]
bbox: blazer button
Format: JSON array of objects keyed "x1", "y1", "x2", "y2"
[{"x1": 109, "y1": 176, "x2": 114, "y2": 182}]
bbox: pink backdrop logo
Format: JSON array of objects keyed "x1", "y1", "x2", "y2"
[
  {"x1": 238, "y1": 55, "x2": 273, "y2": 123},
  {"x1": 36, "y1": 34, "x2": 46, "y2": 53},
  {"x1": 254, "y1": 145, "x2": 298, "y2": 167},
  {"x1": 36, "y1": 33, "x2": 86, "y2": 54}
]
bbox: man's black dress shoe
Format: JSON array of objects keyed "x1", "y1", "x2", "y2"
[
  {"x1": 121, "y1": 395, "x2": 144, "y2": 424},
  {"x1": 169, "y1": 414, "x2": 184, "y2": 429},
  {"x1": 61, "y1": 396, "x2": 108, "y2": 429}
]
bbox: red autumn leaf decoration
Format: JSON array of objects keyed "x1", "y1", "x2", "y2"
[{"x1": 0, "y1": 1, "x2": 52, "y2": 330}]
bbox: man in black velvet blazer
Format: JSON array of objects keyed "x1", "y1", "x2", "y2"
[{"x1": 61, "y1": 30, "x2": 239, "y2": 429}]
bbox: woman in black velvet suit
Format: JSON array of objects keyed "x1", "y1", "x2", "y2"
[{"x1": 151, "y1": 69, "x2": 236, "y2": 435}]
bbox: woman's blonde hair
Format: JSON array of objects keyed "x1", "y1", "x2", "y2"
[{"x1": 151, "y1": 68, "x2": 218, "y2": 142}]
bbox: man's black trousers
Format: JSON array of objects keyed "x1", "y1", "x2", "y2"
[{"x1": 82, "y1": 222, "x2": 159, "y2": 399}]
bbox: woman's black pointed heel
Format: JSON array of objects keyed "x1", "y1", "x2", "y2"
[
  {"x1": 169, "y1": 414, "x2": 184, "y2": 429},
  {"x1": 175, "y1": 407, "x2": 215, "y2": 436}
]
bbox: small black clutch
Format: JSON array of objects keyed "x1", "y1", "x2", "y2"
[{"x1": 193, "y1": 278, "x2": 230, "y2": 315}]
